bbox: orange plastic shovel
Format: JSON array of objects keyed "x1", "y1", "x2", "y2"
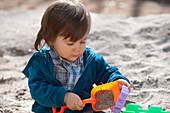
[
  {"x1": 52, "y1": 98, "x2": 97, "y2": 113},
  {"x1": 52, "y1": 81, "x2": 120, "y2": 113}
]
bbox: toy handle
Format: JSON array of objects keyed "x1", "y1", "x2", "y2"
[
  {"x1": 111, "y1": 85, "x2": 129, "y2": 113},
  {"x1": 82, "y1": 98, "x2": 97, "y2": 104},
  {"x1": 52, "y1": 98, "x2": 97, "y2": 113},
  {"x1": 52, "y1": 106, "x2": 67, "y2": 113}
]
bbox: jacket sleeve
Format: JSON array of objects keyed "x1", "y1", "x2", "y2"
[
  {"x1": 94, "y1": 54, "x2": 130, "y2": 85},
  {"x1": 27, "y1": 58, "x2": 69, "y2": 108}
]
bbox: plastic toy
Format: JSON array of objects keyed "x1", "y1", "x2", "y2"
[
  {"x1": 52, "y1": 81, "x2": 120, "y2": 113},
  {"x1": 123, "y1": 104, "x2": 170, "y2": 113},
  {"x1": 111, "y1": 85, "x2": 129, "y2": 113}
]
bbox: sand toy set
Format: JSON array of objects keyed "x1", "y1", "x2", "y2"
[
  {"x1": 123, "y1": 104, "x2": 170, "y2": 113},
  {"x1": 52, "y1": 81, "x2": 129, "y2": 113},
  {"x1": 52, "y1": 81, "x2": 169, "y2": 113}
]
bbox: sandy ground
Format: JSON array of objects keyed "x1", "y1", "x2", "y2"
[
  {"x1": 1, "y1": 0, "x2": 170, "y2": 17},
  {"x1": 0, "y1": 0, "x2": 170, "y2": 113}
]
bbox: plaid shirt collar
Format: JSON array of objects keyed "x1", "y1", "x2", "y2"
[{"x1": 49, "y1": 45, "x2": 84, "y2": 90}]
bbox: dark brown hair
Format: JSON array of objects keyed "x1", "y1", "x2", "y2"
[{"x1": 34, "y1": 0, "x2": 91, "y2": 51}]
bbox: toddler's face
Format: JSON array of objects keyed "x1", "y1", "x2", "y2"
[{"x1": 51, "y1": 35, "x2": 87, "y2": 62}]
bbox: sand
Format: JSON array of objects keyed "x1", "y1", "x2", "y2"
[
  {"x1": 1, "y1": 0, "x2": 170, "y2": 17},
  {"x1": 0, "y1": 0, "x2": 170, "y2": 113}
]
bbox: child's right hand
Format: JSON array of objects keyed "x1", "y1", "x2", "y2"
[{"x1": 64, "y1": 92, "x2": 85, "y2": 111}]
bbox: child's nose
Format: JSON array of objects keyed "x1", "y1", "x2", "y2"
[{"x1": 74, "y1": 43, "x2": 81, "y2": 52}]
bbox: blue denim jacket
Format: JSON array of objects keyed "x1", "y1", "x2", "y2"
[{"x1": 22, "y1": 46, "x2": 130, "y2": 113}]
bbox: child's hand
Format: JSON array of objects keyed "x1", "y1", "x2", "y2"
[
  {"x1": 64, "y1": 92, "x2": 84, "y2": 111},
  {"x1": 116, "y1": 79, "x2": 131, "y2": 92}
]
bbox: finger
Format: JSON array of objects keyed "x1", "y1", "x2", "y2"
[
  {"x1": 76, "y1": 100, "x2": 84, "y2": 111},
  {"x1": 117, "y1": 79, "x2": 130, "y2": 87},
  {"x1": 117, "y1": 79, "x2": 131, "y2": 92},
  {"x1": 119, "y1": 80, "x2": 128, "y2": 85},
  {"x1": 122, "y1": 82, "x2": 131, "y2": 92},
  {"x1": 69, "y1": 104, "x2": 77, "y2": 111},
  {"x1": 119, "y1": 83, "x2": 123, "y2": 90},
  {"x1": 76, "y1": 104, "x2": 83, "y2": 111},
  {"x1": 124, "y1": 82, "x2": 130, "y2": 87},
  {"x1": 128, "y1": 85, "x2": 131, "y2": 92},
  {"x1": 69, "y1": 106, "x2": 75, "y2": 111}
]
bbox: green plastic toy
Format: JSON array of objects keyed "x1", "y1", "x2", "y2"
[{"x1": 123, "y1": 104, "x2": 170, "y2": 113}]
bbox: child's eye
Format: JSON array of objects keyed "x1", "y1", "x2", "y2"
[
  {"x1": 67, "y1": 43, "x2": 74, "y2": 46},
  {"x1": 81, "y1": 41, "x2": 86, "y2": 44}
]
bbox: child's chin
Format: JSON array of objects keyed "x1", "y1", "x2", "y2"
[{"x1": 66, "y1": 58, "x2": 77, "y2": 63}]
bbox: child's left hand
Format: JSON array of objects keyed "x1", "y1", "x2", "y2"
[{"x1": 116, "y1": 79, "x2": 131, "y2": 92}]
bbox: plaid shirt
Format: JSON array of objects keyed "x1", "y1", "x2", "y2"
[{"x1": 50, "y1": 46, "x2": 84, "y2": 90}]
